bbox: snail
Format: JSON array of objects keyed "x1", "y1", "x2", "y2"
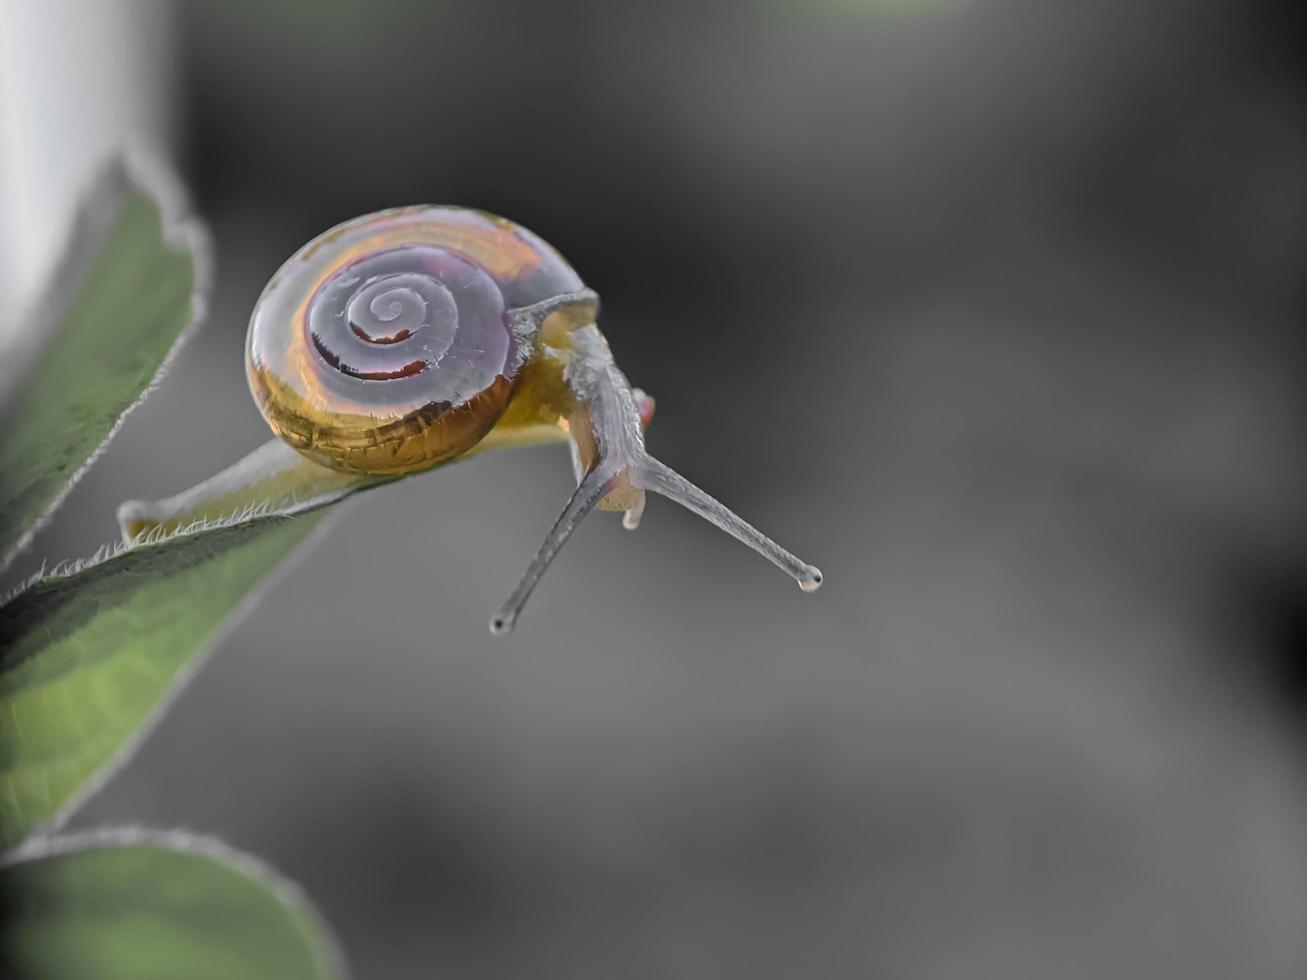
[{"x1": 245, "y1": 206, "x2": 822, "y2": 633}]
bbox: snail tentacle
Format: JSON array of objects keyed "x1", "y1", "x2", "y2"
[
  {"x1": 633, "y1": 458, "x2": 823, "y2": 592},
  {"x1": 620, "y1": 492, "x2": 646, "y2": 530},
  {"x1": 490, "y1": 461, "x2": 619, "y2": 635},
  {"x1": 492, "y1": 324, "x2": 823, "y2": 632}
]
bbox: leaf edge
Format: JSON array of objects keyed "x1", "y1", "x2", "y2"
[
  {"x1": 1, "y1": 824, "x2": 348, "y2": 980},
  {"x1": 0, "y1": 148, "x2": 214, "y2": 572},
  {"x1": 1, "y1": 504, "x2": 344, "y2": 848}
]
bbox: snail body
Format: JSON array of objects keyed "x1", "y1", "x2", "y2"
[{"x1": 246, "y1": 206, "x2": 821, "y2": 632}]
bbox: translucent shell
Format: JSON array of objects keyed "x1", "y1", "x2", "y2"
[{"x1": 246, "y1": 207, "x2": 588, "y2": 475}]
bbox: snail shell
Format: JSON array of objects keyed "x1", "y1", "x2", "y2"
[{"x1": 246, "y1": 206, "x2": 593, "y2": 475}]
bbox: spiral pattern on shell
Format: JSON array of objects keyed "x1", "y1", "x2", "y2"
[
  {"x1": 246, "y1": 206, "x2": 590, "y2": 475},
  {"x1": 306, "y1": 245, "x2": 510, "y2": 391}
]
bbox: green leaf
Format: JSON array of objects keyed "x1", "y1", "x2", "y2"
[
  {"x1": 0, "y1": 508, "x2": 332, "y2": 848},
  {"x1": 0, "y1": 423, "x2": 568, "y2": 848},
  {"x1": 0, "y1": 157, "x2": 207, "y2": 569},
  {"x1": 0, "y1": 829, "x2": 345, "y2": 979}
]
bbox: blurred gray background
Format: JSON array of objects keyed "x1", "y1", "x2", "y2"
[{"x1": 3, "y1": 0, "x2": 1306, "y2": 977}]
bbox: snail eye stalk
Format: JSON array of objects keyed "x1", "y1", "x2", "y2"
[
  {"x1": 490, "y1": 466, "x2": 614, "y2": 635},
  {"x1": 490, "y1": 326, "x2": 823, "y2": 634},
  {"x1": 634, "y1": 457, "x2": 823, "y2": 591}
]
